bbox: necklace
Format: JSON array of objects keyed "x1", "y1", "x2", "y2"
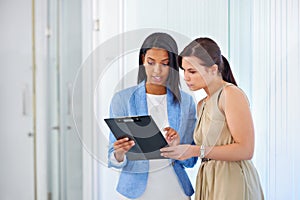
[{"x1": 146, "y1": 94, "x2": 168, "y2": 131}]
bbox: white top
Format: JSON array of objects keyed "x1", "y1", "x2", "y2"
[{"x1": 112, "y1": 94, "x2": 189, "y2": 200}]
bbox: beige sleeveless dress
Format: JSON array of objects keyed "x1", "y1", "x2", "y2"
[{"x1": 194, "y1": 84, "x2": 264, "y2": 200}]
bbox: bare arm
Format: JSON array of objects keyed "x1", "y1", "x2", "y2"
[
  {"x1": 205, "y1": 86, "x2": 254, "y2": 161},
  {"x1": 161, "y1": 86, "x2": 255, "y2": 161}
]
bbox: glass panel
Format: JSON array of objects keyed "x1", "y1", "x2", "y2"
[{"x1": 48, "y1": 0, "x2": 83, "y2": 199}]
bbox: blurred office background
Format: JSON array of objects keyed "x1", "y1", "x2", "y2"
[{"x1": 1, "y1": 0, "x2": 300, "y2": 199}]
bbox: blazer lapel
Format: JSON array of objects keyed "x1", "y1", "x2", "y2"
[
  {"x1": 166, "y1": 89, "x2": 181, "y2": 133},
  {"x1": 129, "y1": 81, "x2": 148, "y2": 116}
]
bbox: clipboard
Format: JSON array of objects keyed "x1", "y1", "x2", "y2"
[{"x1": 105, "y1": 115, "x2": 168, "y2": 160}]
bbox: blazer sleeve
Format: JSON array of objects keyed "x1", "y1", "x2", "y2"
[
  {"x1": 177, "y1": 94, "x2": 198, "y2": 168},
  {"x1": 107, "y1": 92, "x2": 128, "y2": 169}
]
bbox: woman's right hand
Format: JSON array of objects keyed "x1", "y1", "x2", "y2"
[
  {"x1": 160, "y1": 144, "x2": 195, "y2": 160},
  {"x1": 113, "y1": 137, "x2": 135, "y2": 162}
]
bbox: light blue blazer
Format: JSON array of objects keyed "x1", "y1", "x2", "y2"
[{"x1": 108, "y1": 81, "x2": 197, "y2": 199}]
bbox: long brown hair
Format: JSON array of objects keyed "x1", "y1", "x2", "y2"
[
  {"x1": 179, "y1": 37, "x2": 237, "y2": 86},
  {"x1": 137, "y1": 32, "x2": 181, "y2": 102}
]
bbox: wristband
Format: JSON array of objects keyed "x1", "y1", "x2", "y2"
[{"x1": 200, "y1": 144, "x2": 205, "y2": 158}]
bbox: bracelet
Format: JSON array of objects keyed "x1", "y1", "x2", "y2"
[{"x1": 200, "y1": 144, "x2": 205, "y2": 158}]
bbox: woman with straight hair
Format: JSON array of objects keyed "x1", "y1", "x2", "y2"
[
  {"x1": 161, "y1": 37, "x2": 264, "y2": 200},
  {"x1": 108, "y1": 32, "x2": 197, "y2": 200}
]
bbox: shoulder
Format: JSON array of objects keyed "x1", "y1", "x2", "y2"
[
  {"x1": 110, "y1": 85, "x2": 140, "y2": 105},
  {"x1": 179, "y1": 90, "x2": 194, "y2": 103},
  {"x1": 197, "y1": 98, "x2": 206, "y2": 113},
  {"x1": 219, "y1": 84, "x2": 250, "y2": 110},
  {"x1": 113, "y1": 85, "x2": 139, "y2": 98},
  {"x1": 178, "y1": 90, "x2": 196, "y2": 114},
  {"x1": 222, "y1": 84, "x2": 248, "y2": 101}
]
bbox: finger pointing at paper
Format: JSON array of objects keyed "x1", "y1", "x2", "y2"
[{"x1": 164, "y1": 127, "x2": 180, "y2": 146}]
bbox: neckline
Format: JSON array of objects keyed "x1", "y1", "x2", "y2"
[
  {"x1": 145, "y1": 83, "x2": 167, "y2": 95},
  {"x1": 204, "y1": 82, "x2": 229, "y2": 103},
  {"x1": 146, "y1": 93, "x2": 167, "y2": 97}
]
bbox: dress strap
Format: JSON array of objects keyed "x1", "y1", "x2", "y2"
[{"x1": 217, "y1": 83, "x2": 235, "y2": 104}]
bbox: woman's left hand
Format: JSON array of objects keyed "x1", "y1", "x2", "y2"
[
  {"x1": 160, "y1": 144, "x2": 194, "y2": 160},
  {"x1": 164, "y1": 127, "x2": 180, "y2": 146}
]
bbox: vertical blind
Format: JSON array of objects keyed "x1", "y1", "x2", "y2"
[{"x1": 251, "y1": 0, "x2": 300, "y2": 199}]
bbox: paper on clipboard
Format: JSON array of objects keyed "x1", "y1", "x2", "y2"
[{"x1": 105, "y1": 115, "x2": 168, "y2": 160}]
